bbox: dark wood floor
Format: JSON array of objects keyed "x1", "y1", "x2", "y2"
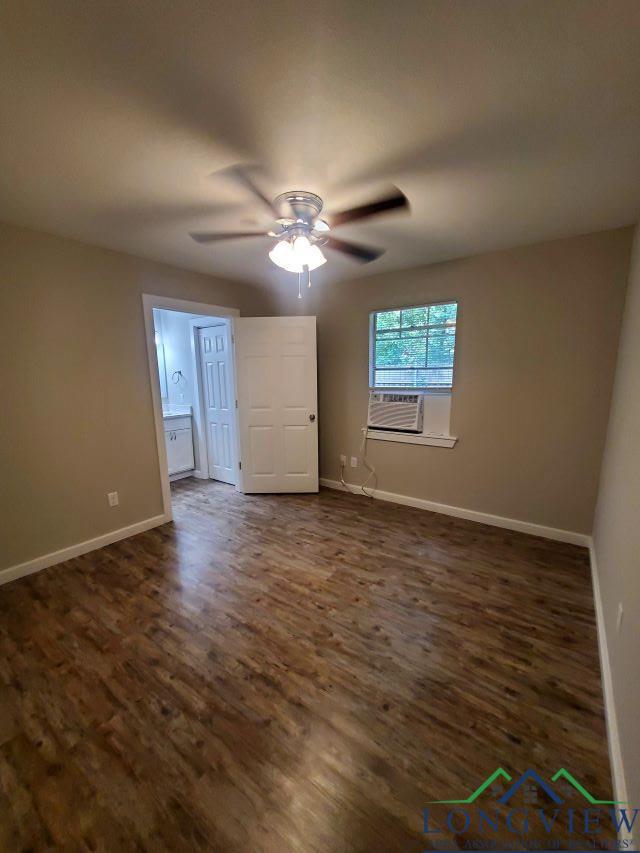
[{"x1": 0, "y1": 480, "x2": 611, "y2": 852}]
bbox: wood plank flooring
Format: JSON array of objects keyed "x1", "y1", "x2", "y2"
[{"x1": 0, "y1": 480, "x2": 612, "y2": 852}]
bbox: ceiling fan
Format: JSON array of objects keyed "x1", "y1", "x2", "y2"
[{"x1": 189, "y1": 165, "x2": 409, "y2": 297}]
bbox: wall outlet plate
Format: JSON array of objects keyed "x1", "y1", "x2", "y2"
[
  {"x1": 107, "y1": 491, "x2": 119, "y2": 507},
  {"x1": 350, "y1": 456, "x2": 358, "y2": 468}
]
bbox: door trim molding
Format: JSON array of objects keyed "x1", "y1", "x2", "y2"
[
  {"x1": 142, "y1": 294, "x2": 240, "y2": 519},
  {"x1": 588, "y1": 542, "x2": 632, "y2": 848}
]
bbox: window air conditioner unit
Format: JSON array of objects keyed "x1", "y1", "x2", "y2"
[{"x1": 367, "y1": 391, "x2": 424, "y2": 433}]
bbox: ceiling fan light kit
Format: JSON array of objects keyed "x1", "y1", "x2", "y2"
[
  {"x1": 268, "y1": 230, "x2": 327, "y2": 274},
  {"x1": 189, "y1": 167, "x2": 410, "y2": 297}
]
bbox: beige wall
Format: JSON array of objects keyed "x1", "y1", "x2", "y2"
[
  {"x1": 271, "y1": 228, "x2": 633, "y2": 534},
  {"x1": 0, "y1": 223, "x2": 633, "y2": 574},
  {"x1": 592, "y1": 222, "x2": 640, "y2": 809},
  {"x1": 0, "y1": 223, "x2": 272, "y2": 570}
]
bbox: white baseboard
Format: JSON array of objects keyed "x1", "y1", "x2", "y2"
[
  {"x1": 0, "y1": 513, "x2": 171, "y2": 588},
  {"x1": 589, "y1": 543, "x2": 632, "y2": 846},
  {"x1": 169, "y1": 470, "x2": 195, "y2": 482},
  {"x1": 319, "y1": 478, "x2": 590, "y2": 546}
]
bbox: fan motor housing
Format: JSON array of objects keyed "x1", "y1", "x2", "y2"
[{"x1": 274, "y1": 191, "x2": 323, "y2": 225}]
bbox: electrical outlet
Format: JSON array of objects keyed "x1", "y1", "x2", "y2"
[
  {"x1": 340, "y1": 454, "x2": 347, "y2": 465},
  {"x1": 616, "y1": 603, "x2": 623, "y2": 632},
  {"x1": 350, "y1": 456, "x2": 358, "y2": 468},
  {"x1": 107, "y1": 491, "x2": 119, "y2": 507}
]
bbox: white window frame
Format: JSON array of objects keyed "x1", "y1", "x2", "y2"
[
  {"x1": 368, "y1": 299, "x2": 458, "y2": 392},
  {"x1": 367, "y1": 299, "x2": 459, "y2": 448}
]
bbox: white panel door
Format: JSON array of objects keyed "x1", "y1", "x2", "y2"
[
  {"x1": 199, "y1": 324, "x2": 236, "y2": 485},
  {"x1": 234, "y1": 316, "x2": 318, "y2": 493}
]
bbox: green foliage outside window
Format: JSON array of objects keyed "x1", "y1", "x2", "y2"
[{"x1": 371, "y1": 302, "x2": 457, "y2": 388}]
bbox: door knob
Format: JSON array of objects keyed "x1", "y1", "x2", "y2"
[{"x1": 309, "y1": 413, "x2": 316, "y2": 422}]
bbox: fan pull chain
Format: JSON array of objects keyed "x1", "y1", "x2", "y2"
[{"x1": 297, "y1": 273, "x2": 302, "y2": 299}]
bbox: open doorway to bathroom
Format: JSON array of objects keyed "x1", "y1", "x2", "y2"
[{"x1": 143, "y1": 295, "x2": 240, "y2": 520}]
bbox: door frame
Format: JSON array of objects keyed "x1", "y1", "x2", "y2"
[{"x1": 142, "y1": 294, "x2": 240, "y2": 521}]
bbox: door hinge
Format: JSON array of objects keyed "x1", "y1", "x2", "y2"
[
  {"x1": 235, "y1": 399, "x2": 238, "y2": 408},
  {"x1": 238, "y1": 461, "x2": 242, "y2": 470}
]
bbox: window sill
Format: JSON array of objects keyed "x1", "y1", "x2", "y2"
[{"x1": 366, "y1": 429, "x2": 458, "y2": 448}]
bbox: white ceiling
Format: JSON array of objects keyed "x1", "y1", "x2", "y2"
[{"x1": 1, "y1": 0, "x2": 639, "y2": 288}]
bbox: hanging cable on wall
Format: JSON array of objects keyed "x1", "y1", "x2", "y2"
[{"x1": 339, "y1": 427, "x2": 377, "y2": 498}]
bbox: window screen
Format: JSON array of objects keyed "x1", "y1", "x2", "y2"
[{"x1": 370, "y1": 302, "x2": 457, "y2": 389}]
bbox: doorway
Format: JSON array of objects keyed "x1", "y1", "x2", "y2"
[
  {"x1": 142, "y1": 295, "x2": 240, "y2": 519},
  {"x1": 144, "y1": 296, "x2": 319, "y2": 521}
]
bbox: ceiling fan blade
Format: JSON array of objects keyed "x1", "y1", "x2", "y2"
[
  {"x1": 325, "y1": 236, "x2": 385, "y2": 263},
  {"x1": 214, "y1": 164, "x2": 280, "y2": 218},
  {"x1": 189, "y1": 231, "x2": 269, "y2": 244},
  {"x1": 328, "y1": 188, "x2": 409, "y2": 228}
]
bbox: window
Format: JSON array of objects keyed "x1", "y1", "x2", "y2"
[{"x1": 370, "y1": 301, "x2": 458, "y2": 389}]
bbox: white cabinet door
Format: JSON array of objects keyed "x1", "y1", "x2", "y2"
[
  {"x1": 165, "y1": 427, "x2": 194, "y2": 474},
  {"x1": 199, "y1": 324, "x2": 236, "y2": 485},
  {"x1": 164, "y1": 430, "x2": 175, "y2": 472},
  {"x1": 234, "y1": 316, "x2": 318, "y2": 493},
  {"x1": 172, "y1": 428, "x2": 194, "y2": 473}
]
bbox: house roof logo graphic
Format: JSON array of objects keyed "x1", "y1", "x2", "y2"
[
  {"x1": 429, "y1": 767, "x2": 625, "y2": 805},
  {"x1": 498, "y1": 769, "x2": 563, "y2": 804}
]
